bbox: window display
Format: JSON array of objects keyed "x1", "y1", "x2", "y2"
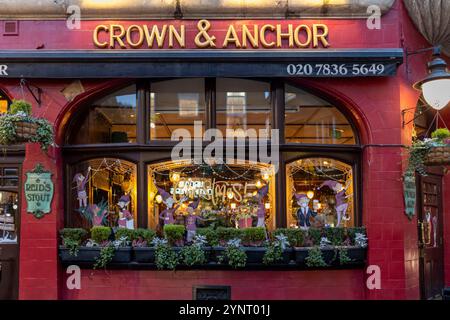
[
  {"x1": 69, "y1": 158, "x2": 137, "y2": 229},
  {"x1": 148, "y1": 160, "x2": 275, "y2": 231},
  {"x1": 0, "y1": 191, "x2": 18, "y2": 243},
  {"x1": 286, "y1": 158, "x2": 354, "y2": 228}
]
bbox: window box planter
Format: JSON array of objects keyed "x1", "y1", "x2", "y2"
[
  {"x1": 210, "y1": 246, "x2": 226, "y2": 264},
  {"x1": 59, "y1": 246, "x2": 132, "y2": 263},
  {"x1": 346, "y1": 246, "x2": 367, "y2": 264},
  {"x1": 294, "y1": 247, "x2": 367, "y2": 267},
  {"x1": 243, "y1": 247, "x2": 266, "y2": 264},
  {"x1": 133, "y1": 247, "x2": 156, "y2": 263}
]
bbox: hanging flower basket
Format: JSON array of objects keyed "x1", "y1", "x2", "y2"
[
  {"x1": 14, "y1": 120, "x2": 39, "y2": 142},
  {"x1": 425, "y1": 145, "x2": 450, "y2": 166}
]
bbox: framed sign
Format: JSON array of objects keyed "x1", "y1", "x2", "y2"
[
  {"x1": 24, "y1": 164, "x2": 54, "y2": 219},
  {"x1": 403, "y1": 174, "x2": 416, "y2": 220}
]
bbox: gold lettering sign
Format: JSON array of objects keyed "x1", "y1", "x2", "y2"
[{"x1": 93, "y1": 20, "x2": 329, "y2": 49}]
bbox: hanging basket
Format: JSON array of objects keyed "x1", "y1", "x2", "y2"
[
  {"x1": 14, "y1": 120, "x2": 38, "y2": 142},
  {"x1": 425, "y1": 146, "x2": 450, "y2": 166}
]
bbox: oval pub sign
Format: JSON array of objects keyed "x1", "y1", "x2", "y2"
[{"x1": 25, "y1": 164, "x2": 54, "y2": 219}]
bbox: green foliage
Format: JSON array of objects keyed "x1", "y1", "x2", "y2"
[
  {"x1": 223, "y1": 245, "x2": 247, "y2": 269},
  {"x1": 197, "y1": 227, "x2": 219, "y2": 246},
  {"x1": 60, "y1": 228, "x2": 87, "y2": 243},
  {"x1": 406, "y1": 140, "x2": 432, "y2": 176},
  {"x1": 338, "y1": 247, "x2": 352, "y2": 265},
  {"x1": 324, "y1": 227, "x2": 345, "y2": 246},
  {"x1": 90, "y1": 226, "x2": 112, "y2": 244},
  {"x1": 163, "y1": 224, "x2": 185, "y2": 246},
  {"x1": 134, "y1": 228, "x2": 156, "y2": 243},
  {"x1": 347, "y1": 227, "x2": 366, "y2": 245},
  {"x1": 216, "y1": 227, "x2": 242, "y2": 244},
  {"x1": 115, "y1": 228, "x2": 134, "y2": 241},
  {"x1": 305, "y1": 247, "x2": 327, "y2": 267},
  {"x1": 272, "y1": 228, "x2": 305, "y2": 247},
  {"x1": 307, "y1": 228, "x2": 323, "y2": 246},
  {"x1": 9, "y1": 100, "x2": 32, "y2": 116},
  {"x1": 155, "y1": 243, "x2": 179, "y2": 270},
  {"x1": 241, "y1": 227, "x2": 266, "y2": 246},
  {"x1": 263, "y1": 242, "x2": 283, "y2": 265},
  {"x1": 0, "y1": 113, "x2": 53, "y2": 150},
  {"x1": 180, "y1": 244, "x2": 207, "y2": 266},
  {"x1": 431, "y1": 128, "x2": 450, "y2": 141},
  {"x1": 31, "y1": 118, "x2": 54, "y2": 150},
  {"x1": 93, "y1": 244, "x2": 115, "y2": 270},
  {"x1": 60, "y1": 228, "x2": 88, "y2": 257}
]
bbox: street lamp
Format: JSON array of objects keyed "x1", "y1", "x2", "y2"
[{"x1": 413, "y1": 47, "x2": 450, "y2": 111}]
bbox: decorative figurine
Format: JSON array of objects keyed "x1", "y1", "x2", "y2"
[
  {"x1": 295, "y1": 193, "x2": 317, "y2": 230},
  {"x1": 185, "y1": 199, "x2": 206, "y2": 243},
  {"x1": 73, "y1": 166, "x2": 91, "y2": 209},
  {"x1": 255, "y1": 185, "x2": 269, "y2": 228},
  {"x1": 319, "y1": 180, "x2": 351, "y2": 227},
  {"x1": 157, "y1": 187, "x2": 184, "y2": 226},
  {"x1": 117, "y1": 194, "x2": 134, "y2": 229},
  {"x1": 88, "y1": 200, "x2": 109, "y2": 226}
]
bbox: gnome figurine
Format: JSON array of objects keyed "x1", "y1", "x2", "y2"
[
  {"x1": 295, "y1": 193, "x2": 317, "y2": 230},
  {"x1": 185, "y1": 199, "x2": 206, "y2": 243},
  {"x1": 158, "y1": 187, "x2": 184, "y2": 226},
  {"x1": 318, "y1": 180, "x2": 351, "y2": 227},
  {"x1": 73, "y1": 166, "x2": 91, "y2": 209},
  {"x1": 255, "y1": 185, "x2": 269, "y2": 228},
  {"x1": 117, "y1": 194, "x2": 134, "y2": 229}
]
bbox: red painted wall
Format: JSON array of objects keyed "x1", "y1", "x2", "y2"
[
  {"x1": 1, "y1": 0, "x2": 447, "y2": 300},
  {"x1": 62, "y1": 270, "x2": 365, "y2": 300}
]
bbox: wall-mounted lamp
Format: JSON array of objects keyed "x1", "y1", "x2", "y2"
[
  {"x1": 402, "y1": 46, "x2": 450, "y2": 128},
  {"x1": 413, "y1": 47, "x2": 450, "y2": 111}
]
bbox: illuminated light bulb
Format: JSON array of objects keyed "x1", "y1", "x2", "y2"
[
  {"x1": 255, "y1": 180, "x2": 262, "y2": 189},
  {"x1": 155, "y1": 195, "x2": 163, "y2": 204},
  {"x1": 150, "y1": 122, "x2": 156, "y2": 129},
  {"x1": 265, "y1": 202, "x2": 271, "y2": 209},
  {"x1": 252, "y1": 191, "x2": 257, "y2": 196},
  {"x1": 317, "y1": 203, "x2": 322, "y2": 209},
  {"x1": 307, "y1": 191, "x2": 314, "y2": 199},
  {"x1": 171, "y1": 172, "x2": 181, "y2": 183},
  {"x1": 230, "y1": 203, "x2": 237, "y2": 210},
  {"x1": 262, "y1": 173, "x2": 270, "y2": 181},
  {"x1": 13, "y1": 204, "x2": 18, "y2": 210},
  {"x1": 227, "y1": 190, "x2": 234, "y2": 199}
]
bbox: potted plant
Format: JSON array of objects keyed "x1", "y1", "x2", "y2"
[
  {"x1": 132, "y1": 228, "x2": 157, "y2": 263},
  {"x1": 0, "y1": 99, "x2": 53, "y2": 150},
  {"x1": 273, "y1": 228, "x2": 303, "y2": 264},
  {"x1": 263, "y1": 234, "x2": 291, "y2": 265},
  {"x1": 217, "y1": 238, "x2": 247, "y2": 269},
  {"x1": 180, "y1": 235, "x2": 208, "y2": 267},
  {"x1": 241, "y1": 227, "x2": 267, "y2": 264},
  {"x1": 163, "y1": 224, "x2": 185, "y2": 247},
  {"x1": 153, "y1": 237, "x2": 180, "y2": 270},
  {"x1": 59, "y1": 228, "x2": 88, "y2": 262},
  {"x1": 345, "y1": 228, "x2": 368, "y2": 264},
  {"x1": 211, "y1": 227, "x2": 242, "y2": 263},
  {"x1": 111, "y1": 228, "x2": 133, "y2": 263}
]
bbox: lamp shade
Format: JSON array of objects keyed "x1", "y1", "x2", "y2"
[{"x1": 414, "y1": 54, "x2": 450, "y2": 110}]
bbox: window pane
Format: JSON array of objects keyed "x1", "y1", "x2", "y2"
[
  {"x1": 286, "y1": 158, "x2": 355, "y2": 229},
  {"x1": 69, "y1": 158, "x2": 137, "y2": 229},
  {"x1": 217, "y1": 79, "x2": 271, "y2": 137},
  {"x1": 148, "y1": 160, "x2": 275, "y2": 232},
  {"x1": 150, "y1": 79, "x2": 206, "y2": 140},
  {"x1": 68, "y1": 85, "x2": 137, "y2": 144},
  {"x1": 0, "y1": 92, "x2": 9, "y2": 114},
  {"x1": 285, "y1": 85, "x2": 356, "y2": 144},
  {"x1": 0, "y1": 191, "x2": 19, "y2": 243}
]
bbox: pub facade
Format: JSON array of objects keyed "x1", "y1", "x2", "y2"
[{"x1": 0, "y1": 0, "x2": 449, "y2": 300}]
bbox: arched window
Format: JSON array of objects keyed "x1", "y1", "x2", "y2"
[
  {"x1": 67, "y1": 158, "x2": 137, "y2": 229},
  {"x1": 67, "y1": 85, "x2": 137, "y2": 145},
  {"x1": 286, "y1": 158, "x2": 355, "y2": 229},
  {"x1": 285, "y1": 84, "x2": 356, "y2": 144},
  {"x1": 64, "y1": 79, "x2": 360, "y2": 232}
]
